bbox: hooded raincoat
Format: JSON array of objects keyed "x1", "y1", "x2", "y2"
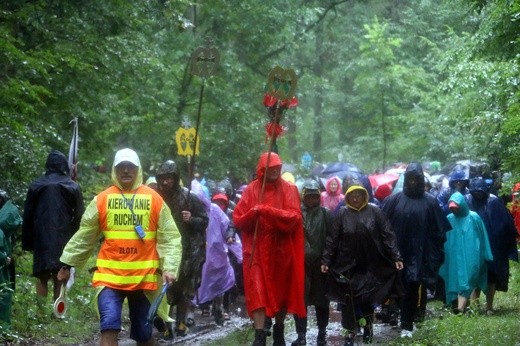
[
  {"x1": 510, "y1": 182, "x2": 520, "y2": 241},
  {"x1": 233, "y1": 152, "x2": 306, "y2": 318},
  {"x1": 0, "y1": 200, "x2": 21, "y2": 326},
  {"x1": 439, "y1": 192, "x2": 493, "y2": 303},
  {"x1": 466, "y1": 178, "x2": 517, "y2": 291},
  {"x1": 322, "y1": 185, "x2": 403, "y2": 304},
  {"x1": 192, "y1": 180, "x2": 239, "y2": 305},
  {"x1": 60, "y1": 149, "x2": 181, "y2": 321},
  {"x1": 382, "y1": 163, "x2": 449, "y2": 286},
  {"x1": 156, "y1": 160, "x2": 209, "y2": 302},
  {"x1": 22, "y1": 150, "x2": 84, "y2": 276},
  {"x1": 320, "y1": 176, "x2": 344, "y2": 211},
  {"x1": 301, "y1": 187, "x2": 332, "y2": 308}
]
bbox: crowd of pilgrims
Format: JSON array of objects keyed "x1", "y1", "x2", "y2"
[
  {"x1": 144, "y1": 159, "x2": 519, "y2": 345},
  {"x1": 4, "y1": 151, "x2": 518, "y2": 346}
]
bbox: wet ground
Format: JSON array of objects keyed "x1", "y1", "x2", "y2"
[{"x1": 94, "y1": 296, "x2": 402, "y2": 345}]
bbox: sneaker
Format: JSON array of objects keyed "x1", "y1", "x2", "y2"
[
  {"x1": 160, "y1": 324, "x2": 174, "y2": 340},
  {"x1": 400, "y1": 329, "x2": 413, "y2": 338},
  {"x1": 186, "y1": 312, "x2": 196, "y2": 326},
  {"x1": 175, "y1": 321, "x2": 189, "y2": 337},
  {"x1": 452, "y1": 308, "x2": 464, "y2": 315},
  {"x1": 161, "y1": 330, "x2": 174, "y2": 340}
]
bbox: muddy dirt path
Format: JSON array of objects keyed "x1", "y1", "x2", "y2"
[{"x1": 84, "y1": 297, "x2": 401, "y2": 345}]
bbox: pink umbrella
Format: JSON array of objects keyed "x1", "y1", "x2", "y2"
[{"x1": 368, "y1": 173, "x2": 400, "y2": 189}]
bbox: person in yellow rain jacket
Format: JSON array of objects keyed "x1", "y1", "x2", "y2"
[{"x1": 58, "y1": 148, "x2": 181, "y2": 346}]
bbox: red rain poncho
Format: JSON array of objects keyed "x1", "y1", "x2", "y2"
[
  {"x1": 510, "y1": 183, "x2": 520, "y2": 241},
  {"x1": 233, "y1": 152, "x2": 306, "y2": 318}
]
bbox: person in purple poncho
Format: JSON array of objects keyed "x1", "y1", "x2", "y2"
[{"x1": 192, "y1": 180, "x2": 241, "y2": 325}]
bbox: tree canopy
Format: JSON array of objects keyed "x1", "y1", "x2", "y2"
[{"x1": 1, "y1": 0, "x2": 519, "y2": 202}]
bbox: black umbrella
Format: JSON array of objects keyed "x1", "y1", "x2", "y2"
[{"x1": 320, "y1": 162, "x2": 364, "y2": 180}]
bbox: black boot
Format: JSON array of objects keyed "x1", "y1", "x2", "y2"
[
  {"x1": 213, "y1": 307, "x2": 224, "y2": 326},
  {"x1": 363, "y1": 320, "x2": 373, "y2": 343},
  {"x1": 253, "y1": 329, "x2": 266, "y2": 346},
  {"x1": 317, "y1": 329, "x2": 326, "y2": 345},
  {"x1": 264, "y1": 317, "x2": 273, "y2": 336},
  {"x1": 273, "y1": 323, "x2": 285, "y2": 346},
  {"x1": 343, "y1": 332, "x2": 355, "y2": 346},
  {"x1": 291, "y1": 316, "x2": 307, "y2": 345},
  {"x1": 291, "y1": 332, "x2": 306, "y2": 346}
]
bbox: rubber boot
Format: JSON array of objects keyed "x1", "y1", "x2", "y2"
[
  {"x1": 253, "y1": 329, "x2": 266, "y2": 346},
  {"x1": 363, "y1": 318, "x2": 373, "y2": 344},
  {"x1": 213, "y1": 307, "x2": 224, "y2": 326},
  {"x1": 343, "y1": 332, "x2": 355, "y2": 346},
  {"x1": 273, "y1": 323, "x2": 285, "y2": 346},
  {"x1": 291, "y1": 332, "x2": 306, "y2": 345},
  {"x1": 291, "y1": 316, "x2": 307, "y2": 345},
  {"x1": 264, "y1": 317, "x2": 273, "y2": 336},
  {"x1": 317, "y1": 329, "x2": 327, "y2": 346}
]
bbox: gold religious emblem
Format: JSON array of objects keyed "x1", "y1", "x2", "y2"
[{"x1": 266, "y1": 66, "x2": 297, "y2": 100}]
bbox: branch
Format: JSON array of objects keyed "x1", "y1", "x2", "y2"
[{"x1": 252, "y1": 0, "x2": 352, "y2": 66}]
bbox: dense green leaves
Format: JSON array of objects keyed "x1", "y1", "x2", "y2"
[{"x1": 1, "y1": 0, "x2": 519, "y2": 203}]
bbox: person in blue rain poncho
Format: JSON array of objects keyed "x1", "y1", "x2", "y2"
[
  {"x1": 465, "y1": 177, "x2": 518, "y2": 314},
  {"x1": 439, "y1": 191, "x2": 493, "y2": 314}
]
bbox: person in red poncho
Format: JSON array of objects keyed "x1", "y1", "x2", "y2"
[
  {"x1": 233, "y1": 152, "x2": 306, "y2": 346},
  {"x1": 510, "y1": 183, "x2": 520, "y2": 242}
]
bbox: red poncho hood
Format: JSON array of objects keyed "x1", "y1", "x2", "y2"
[{"x1": 256, "y1": 152, "x2": 282, "y2": 180}]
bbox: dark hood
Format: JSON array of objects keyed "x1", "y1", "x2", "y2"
[
  {"x1": 469, "y1": 177, "x2": 489, "y2": 194},
  {"x1": 45, "y1": 150, "x2": 69, "y2": 176},
  {"x1": 403, "y1": 162, "x2": 425, "y2": 198}
]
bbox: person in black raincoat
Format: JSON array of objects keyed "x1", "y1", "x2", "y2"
[
  {"x1": 291, "y1": 180, "x2": 333, "y2": 346},
  {"x1": 466, "y1": 177, "x2": 519, "y2": 314},
  {"x1": 155, "y1": 160, "x2": 209, "y2": 339},
  {"x1": 322, "y1": 184, "x2": 403, "y2": 345},
  {"x1": 21, "y1": 150, "x2": 84, "y2": 302},
  {"x1": 382, "y1": 162, "x2": 448, "y2": 337}
]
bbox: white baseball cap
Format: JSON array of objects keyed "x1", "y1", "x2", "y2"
[{"x1": 114, "y1": 148, "x2": 140, "y2": 167}]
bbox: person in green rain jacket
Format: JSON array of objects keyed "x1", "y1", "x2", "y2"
[{"x1": 0, "y1": 190, "x2": 22, "y2": 327}]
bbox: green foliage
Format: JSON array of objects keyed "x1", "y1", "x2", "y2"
[
  {"x1": 1, "y1": 0, "x2": 519, "y2": 199},
  {"x1": 3, "y1": 250, "x2": 98, "y2": 344}
]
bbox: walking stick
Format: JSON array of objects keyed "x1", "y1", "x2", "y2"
[
  {"x1": 249, "y1": 106, "x2": 281, "y2": 267},
  {"x1": 186, "y1": 37, "x2": 220, "y2": 201},
  {"x1": 249, "y1": 66, "x2": 298, "y2": 267}
]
